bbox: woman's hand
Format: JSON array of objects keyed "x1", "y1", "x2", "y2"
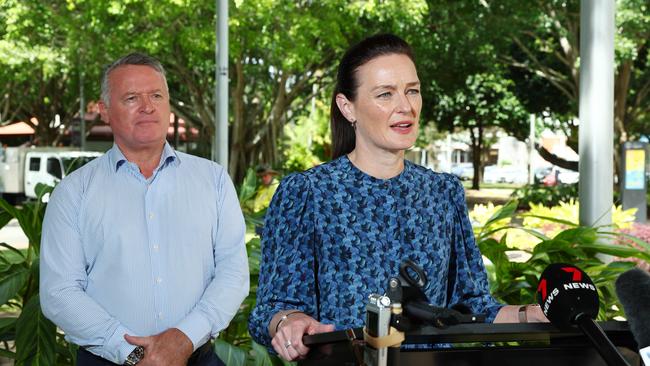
[
  {"x1": 270, "y1": 312, "x2": 335, "y2": 361},
  {"x1": 525, "y1": 304, "x2": 549, "y2": 323},
  {"x1": 494, "y1": 304, "x2": 550, "y2": 323}
]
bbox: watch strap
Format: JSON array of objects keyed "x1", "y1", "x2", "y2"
[{"x1": 124, "y1": 346, "x2": 145, "y2": 366}]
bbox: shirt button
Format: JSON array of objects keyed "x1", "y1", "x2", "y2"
[
  {"x1": 156, "y1": 277, "x2": 162, "y2": 284},
  {"x1": 158, "y1": 312, "x2": 163, "y2": 319},
  {"x1": 153, "y1": 244, "x2": 159, "y2": 251},
  {"x1": 149, "y1": 213, "x2": 154, "y2": 219}
]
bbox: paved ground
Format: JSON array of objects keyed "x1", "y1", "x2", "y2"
[
  {"x1": 464, "y1": 188, "x2": 514, "y2": 208},
  {"x1": 0, "y1": 219, "x2": 28, "y2": 249}
]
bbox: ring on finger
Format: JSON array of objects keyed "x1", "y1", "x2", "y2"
[{"x1": 284, "y1": 340, "x2": 292, "y2": 349}]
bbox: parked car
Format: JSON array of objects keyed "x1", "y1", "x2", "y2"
[
  {"x1": 557, "y1": 168, "x2": 579, "y2": 184},
  {"x1": 483, "y1": 165, "x2": 528, "y2": 184},
  {"x1": 534, "y1": 166, "x2": 553, "y2": 183},
  {"x1": 541, "y1": 166, "x2": 579, "y2": 186},
  {"x1": 451, "y1": 162, "x2": 474, "y2": 180}
]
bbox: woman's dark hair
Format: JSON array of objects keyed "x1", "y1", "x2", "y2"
[{"x1": 330, "y1": 34, "x2": 415, "y2": 159}]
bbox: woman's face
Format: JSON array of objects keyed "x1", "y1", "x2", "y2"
[{"x1": 338, "y1": 53, "x2": 422, "y2": 155}]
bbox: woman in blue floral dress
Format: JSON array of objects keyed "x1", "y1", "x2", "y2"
[{"x1": 249, "y1": 34, "x2": 547, "y2": 361}]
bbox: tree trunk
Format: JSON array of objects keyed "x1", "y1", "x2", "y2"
[
  {"x1": 470, "y1": 125, "x2": 483, "y2": 190},
  {"x1": 229, "y1": 58, "x2": 246, "y2": 180},
  {"x1": 613, "y1": 60, "x2": 632, "y2": 186}
]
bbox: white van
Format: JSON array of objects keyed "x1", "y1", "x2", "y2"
[{"x1": 0, "y1": 147, "x2": 101, "y2": 202}]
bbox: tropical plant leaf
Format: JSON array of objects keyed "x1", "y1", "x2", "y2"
[
  {"x1": 477, "y1": 224, "x2": 517, "y2": 242},
  {"x1": 512, "y1": 227, "x2": 550, "y2": 241},
  {"x1": 15, "y1": 295, "x2": 57, "y2": 366},
  {"x1": 0, "y1": 348, "x2": 16, "y2": 359},
  {"x1": 0, "y1": 265, "x2": 29, "y2": 305},
  {"x1": 0, "y1": 316, "x2": 17, "y2": 331},
  {"x1": 553, "y1": 226, "x2": 598, "y2": 244},
  {"x1": 0, "y1": 242, "x2": 26, "y2": 260},
  {"x1": 483, "y1": 200, "x2": 518, "y2": 229},
  {"x1": 34, "y1": 183, "x2": 54, "y2": 201},
  {"x1": 602, "y1": 231, "x2": 650, "y2": 252},
  {"x1": 238, "y1": 168, "x2": 259, "y2": 204},
  {"x1": 519, "y1": 213, "x2": 578, "y2": 227},
  {"x1": 580, "y1": 243, "x2": 650, "y2": 261},
  {"x1": 0, "y1": 198, "x2": 19, "y2": 219},
  {"x1": 0, "y1": 316, "x2": 18, "y2": 346},
  {"x1": 0, "y1": 209, "x2": 12, "y2": 230},
  {"x1": 0, "y1": 316, "x2": 17, "y2": 344},
  {"x1": 213, "y1": 338, "x2": 247, "y2": 366},
  {"x1": 250, "y1": 341, "x2": 275, "y2": 366}
]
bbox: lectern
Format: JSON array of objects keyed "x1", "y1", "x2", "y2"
[{"x1": 300, "y1": 321, "x2": 640, "y2": 366}]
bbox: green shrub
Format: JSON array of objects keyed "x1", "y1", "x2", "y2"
[
  {"x1": 0, "y1": 184, "x2": 72, "y2": 365},
  {"x1": 476, "y1": 200, "x2": 650, "y2": 320},
  {"x1": 511, "y1": 183, "x2": 578, "y2": 209},
  {"x1": 213, "y1": 173, "x2": 292, "y2": 365}
]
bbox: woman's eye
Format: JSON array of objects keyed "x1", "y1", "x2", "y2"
[
  {"x1": 407, "y1": 89, "x2": 420, "y2": 95},
  {"x1": 377, "y1": 92, "x2": 392, "y2": 98}
]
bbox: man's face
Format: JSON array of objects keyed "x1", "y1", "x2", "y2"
[
  {"x1": 261, "y1": 173, "x2": 274, "y2": 186},
  {"x1": 99, "y1": 65, "x2": 170, "y2": 153}
]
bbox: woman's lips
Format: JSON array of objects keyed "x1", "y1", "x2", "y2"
[{"x1": 390, "y1": 122, "x2": 414, "y2": 134}]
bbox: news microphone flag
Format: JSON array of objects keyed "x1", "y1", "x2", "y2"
[
  {"x1": 536, "y1": 263, "x2": 598, "y2": 327},
  {"x1": 537, "y1": 263, "x2": 630, "y2": 366}
]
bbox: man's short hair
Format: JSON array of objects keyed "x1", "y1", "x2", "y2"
[{"x1": 100, "y1": 52, "x2": 168, "y2": 106}]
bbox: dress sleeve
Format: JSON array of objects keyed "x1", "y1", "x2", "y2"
[
  {"x1": 445, "y1": 175, "x2": 504, "y2": 322},
  {"x1": 248, "y1": 173, "x2": 319, "y2": 347}
]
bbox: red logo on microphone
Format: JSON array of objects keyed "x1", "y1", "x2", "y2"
[
  {"x1": 537, "y1": 279, "x2": 547, "y2": 300},
  {"x1": 561, "y1": 267, "x2": 582, "y2": 281}
]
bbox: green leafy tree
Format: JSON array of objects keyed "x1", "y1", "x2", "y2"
[
  {"x1": 436, "y1": 73, "x2": 528, "y2": 189},
  {"x1": 502, "y1": 0, "x2": 650, "y2": 171}
]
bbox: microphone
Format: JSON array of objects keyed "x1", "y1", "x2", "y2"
[
  {"x1": 537, "y1": 263, "x2": 630, "y2": 366},
  {"x1": 615, "y1": 268, "x2": 650, "y2": 365}
]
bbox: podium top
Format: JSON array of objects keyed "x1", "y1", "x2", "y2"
[{"x1": 303, "y1": 321, "x2": 634, "y2": 347}]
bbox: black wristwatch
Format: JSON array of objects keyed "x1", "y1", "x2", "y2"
[{"x1": 124, "y1": 346, "x2": 144, "y2": 366}]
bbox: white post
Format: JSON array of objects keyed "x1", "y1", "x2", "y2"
[
  {"x1": 80, "y1": 69, "x2": 86, "y2": 151},
  {"x1": 579, "y1": 0, "x2": 615, "y2": 227},
  {"x1": 214, "y1": 0, "x2": 229, "y2": 170},
  {"x1": 446, "y1": 134, "x2": 452, "y2": 173},
  {"x1": 528, "y1": 114, "x2": 535, "y2": 185}
]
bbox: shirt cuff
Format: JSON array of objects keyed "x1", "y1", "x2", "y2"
[
  {"x1": 102, "y1": 324, "x2": 137, "y2": 364},
  {"x1": 175, "y1": 311, "x2": 211, "y2": 351}
]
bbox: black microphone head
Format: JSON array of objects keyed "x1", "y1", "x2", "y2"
[
  {"x1": 615, "y1": 268, "x2": 650, "y2": 348},
  {"x1": 536, "y1": 263, "x2": 599, "y2": 328}
]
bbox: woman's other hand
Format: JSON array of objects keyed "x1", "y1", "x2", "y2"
[
  {"x1": 270, "y1": 311, "x2": 335, "y2": 361},
  {"x1": 494, "y1": 304, "x2": 550, "y2": 323}
]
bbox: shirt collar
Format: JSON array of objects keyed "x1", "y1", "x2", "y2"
[{"x1": 108, "y1": 141, "x2": 180, "y2": 172}]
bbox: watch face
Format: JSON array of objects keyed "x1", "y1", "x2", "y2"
[{"x1": 126, "y1": 346, "x2": 145, "y2": 365}]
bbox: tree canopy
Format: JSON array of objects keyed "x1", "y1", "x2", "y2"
[{"x1": 1, "y1": 0, "x2": 648, "y2": 184}]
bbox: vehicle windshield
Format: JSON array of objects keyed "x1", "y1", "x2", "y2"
[{"x1": 61, "y1": 156, "x2": 97, "y2": 176}]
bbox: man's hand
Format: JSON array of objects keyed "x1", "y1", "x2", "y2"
[
  {"x1": 125, "y1": 328, "x2": 193, "y2": 366},
  {"x1": 271, "y1": 313, "x2": 334, "y2": 362}
]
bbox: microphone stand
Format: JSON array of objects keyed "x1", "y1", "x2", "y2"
[{"x1": 574, "y1": 313, "x2": 630, "y2": 366}]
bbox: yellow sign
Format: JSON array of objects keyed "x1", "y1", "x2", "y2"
[{"x1": 625, "y1": 149, "x2": 645, "y2": 190}]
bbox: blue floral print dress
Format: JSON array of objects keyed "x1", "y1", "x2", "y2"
[{"x1": 249, "y1": 156, "x2": 503, "y2": 347}]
